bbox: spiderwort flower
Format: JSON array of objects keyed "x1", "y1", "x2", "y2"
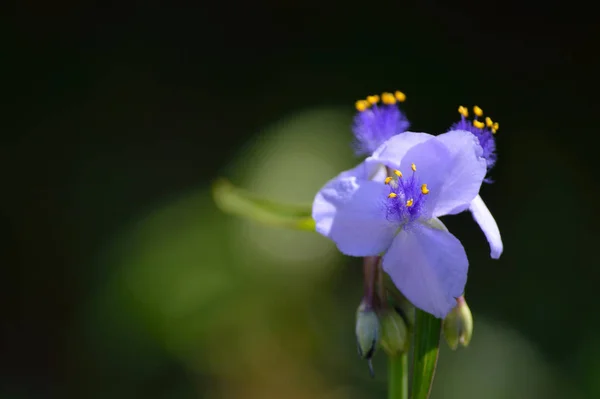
[
  {"x1": 313, "y1": 131, "x2": 487, "y2": 318},
  {"x1": 352, "y1": 91, "x2": 410, "y2": 156},
  {"x1": 449, "y1": 105, "x2": 503, "y2": 259}
]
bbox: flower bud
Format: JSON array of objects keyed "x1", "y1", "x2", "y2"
[
  {"x1": 442, "y1": 296, "x2": 473, "y2": 350},
  {"x1": 379, "y1": 309, "x2": 409, "y2": 356},
  {"x1": 356, "y1": 300, "x2": 380, "y2": 376}
]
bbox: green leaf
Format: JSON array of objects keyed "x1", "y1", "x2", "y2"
[
  {"x1": 212, "y1": 178, "x2": 316, "y2": 231},
  {"x1": 411, "y1": 309, "x2": 442, "y2": 399}
]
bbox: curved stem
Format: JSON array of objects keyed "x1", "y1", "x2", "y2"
[{"x1": 388, "y1": 352, "x2": 408, "y2": 399}]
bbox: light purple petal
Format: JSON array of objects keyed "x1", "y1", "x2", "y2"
[
  {"x1": 430, "y1": 130, "x2": 487, "y2": 215},
  {"x1": 396, "y1": 130, "x2": 486, "y2": 218},
  {"x1": 382, "y1": 223, "x2": 468, "y2": 318},
  {"x1": 337, "y1": 159, "x2": 386, "y2": 181},
  {"x1": 312, "y1": 174, "x2": 396, "y2": 256},
  {"x1": 367, "y1": 132, "x2": 436, "y2": 171},
  {"x1": 469, "y1": 195, "x2": 503, "y2": 259}
]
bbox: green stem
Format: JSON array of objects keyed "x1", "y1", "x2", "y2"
[{"x1": 388, "y1": 353, "x2": 408, "y2": 399}]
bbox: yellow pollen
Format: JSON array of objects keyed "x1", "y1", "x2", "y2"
[
  {"x1": 367, "y1": 95, "x2": 380, "y2": 105},
  {"x1": 406, "y1": 199, "x2": 414, "y2": 207},
  {"x1": 388, "y1": 192, "x2": 398, "y2": 199},
  {"x1": 421, "y1": 184, "x2": 429, "y2": 195},
  {"x1": 485, "y1": 116, "x2": 493, "y2": 127},
  {"x1": 381, "y1": 92, "x2": 396, "y2": 105},
  {"x1": 492, "y1": 122, "x2": 499, "y2": 134},
  {"x1": 473, "y1": 120, "x2": 485, "y2": 129},
  {"x1": 458, "y1": 105, "x2": 469, "y2": 117},
  {"x1": 355, "y1": 100, "x2": 370, "y2": 112},
  {"x1": 393, "y1": 169, "x2": 403, "y2": 177},
  {"x1": 473, "y1": 105, "x2": 483, "y2": 117},
  {"x1": 411, "y1": 163, "x2": 416, "y2": 172},
  {"x1": 384, "y1": 176, "x2": 393, "y2": 184},
  {"x1": 394, "y1": 91, "x2": 406, "y2": 102}
]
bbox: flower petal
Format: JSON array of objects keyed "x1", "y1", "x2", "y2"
[
  {"x1": 469, "y1": 195, "x2": 503, "y2": 259},
  {"x1": 312, "y1": 173, "x2": 397, "y2": 256},
  {"x1": 401, "y1": 130, "x2": 487, "y2": 217},
  {"x1": 382, "y1": 223, "x2": 468, "y2": 318},
  {"x1": 367, "y1": 131, "x2": 436, "y2": 170}
]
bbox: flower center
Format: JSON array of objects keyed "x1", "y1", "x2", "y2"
[
  {"x1": 384, "y1": 163, "x2": 429, "y2": 226},
  {"x1": 352, "y1": 91, "x2": 410, "y2": 156},
  {"x1": 450, "y1": 105, "x2": 499, "y2": 173}
]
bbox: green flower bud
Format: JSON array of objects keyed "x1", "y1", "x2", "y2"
[
  {"x1": 442, "y1": 296, "x2": 473, "y2": 350},
  {"x1": 356, "y1": 300, "x2": 380, "y2": 376},
  {"x1": 379, "y1": 309, "x2": 409, "y2": 356}
]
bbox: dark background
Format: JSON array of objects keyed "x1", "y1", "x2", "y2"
[{"x1": 3, "y1": 1, "x2": 599, "y2": 398}]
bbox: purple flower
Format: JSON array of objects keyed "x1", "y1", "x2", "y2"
[
  {"x1": 449, "y1": 106, "x2": 503, "y2": 259},
  {"x1": 312, "y1": 131, "x2": 487, "y2": 318},
  {"x1": 449, "y1": 105, "x2": 498, "y2": 175},
  {"x1": 352, "y1": 91, "x2": 410, "y2": 156}
]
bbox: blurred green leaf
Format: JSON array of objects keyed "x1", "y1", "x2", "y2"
[
  {"x1": 212, "y1": 178, "x2": 316, "y2": 231},
  {"x1": 411, "y1": 310, "x2": 442, "y2": 399}
]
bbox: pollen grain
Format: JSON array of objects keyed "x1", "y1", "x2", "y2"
[
  {"x1": 381, "y1": 92, "x2": 396, "y2": 105},
  {"x1": 473, "y1": 120, "x2": 485, "y2": 129},
  {"x1": 394, "y1": 91, "x2": 406, "y2": 102},
  {"x1": 367, "y1": 95, "x2": 380, "y2": 105},
  {"x1": 355, "y1": 100, "x2": 370, "y2": 112}
]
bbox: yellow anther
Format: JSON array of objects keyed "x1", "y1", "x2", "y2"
[
  {"x1": 492, "y1": 122, "x2": 499, "y2": 134},
  {"x1": 393, "y1": 169, "x2": 403, "y2": 177},
  {"x1": 406, "y1": 199, "x2": 414, "y2": 207},
  {"x1": 384, "y1": 176, "x2": 393, "y2": 184},
  {"x1": 485, "y1": 116, "x2": 493, "y2": 127},
  {"x1": 355, "y1": 100, "x2": 370, "y2": 112},
  {"x1": 381, "y1": 92, "x2": 396, "y2": 105},
  {"x1": 394, "y1": 91, "x2": 406, "y2": 102},
  {"x1": 473, "y1": 120, "x2": 485, "y2": 129},
  {"x1": 388, "y1": 192, "x2": 398, "y2": 199},
  {"x1": 411, "y1": 163, "x2": 416, "y2": 172},
  {"x1": 473, "y1": 105, "x2": 483, "y2": 117},
  {"x1": 458, "y1": 106, "x2": 469, "y2": 117},
  {"x1": 421, "y1": 184, "x2": 429, "y2": 195},
  {"x1": 367, "y1": 95, "x2": 380, "y2": 105}
]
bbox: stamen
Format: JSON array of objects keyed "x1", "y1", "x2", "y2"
[
  {"x1": 458, "y1": 106, "x2": 469, "y2": 118},
  {"x1": 393, "y1": 169, "x2": 403, "y2": 178},
  {"x1": 473, "y1": 105, "x2": 483, "y2": 117},
  {"x1": 356, "y1": 100, "x2": 370, "y2": 112},
  {"x1": 421, "y1": 184, "x2": 429, "y2": 195},
  {"x1": 367, "y1": 95, "x2": 380, "y2": 105},
  {"x1": 406, "y1": 199, "x2": 414, "y2": 207},
  {"x1": 473, "y1": 120, "x2": 485, "y2": 129},
  {"x1": 492, "y1": 122, "x2": 499, "y2": 134},
  {"x1": 381, "y1": 92, "x2": 396, "y2": 105},
  {"x1": 485, "y1": 116, "x2": 493, "y2": 127},
  {"x1": 411, "y1": 163, "x2": 416, "y2": 172},
  {"x1": 384, "y1": 176, "x2": 393, "y2": 184},
  {"x1": 394, "y1": 91, "x2": 406, "y2": 102},
  {"x1": 388, "y1": 192, "x2": 398, "y2": 199}
]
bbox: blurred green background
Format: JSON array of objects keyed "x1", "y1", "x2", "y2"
[{"x1": 2, "y1": 2, "x2": 599, "y2": 398}]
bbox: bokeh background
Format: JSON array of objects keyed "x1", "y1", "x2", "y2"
[{"x1": 3, "y1": 2, "x2": 599, "y2": 398}]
